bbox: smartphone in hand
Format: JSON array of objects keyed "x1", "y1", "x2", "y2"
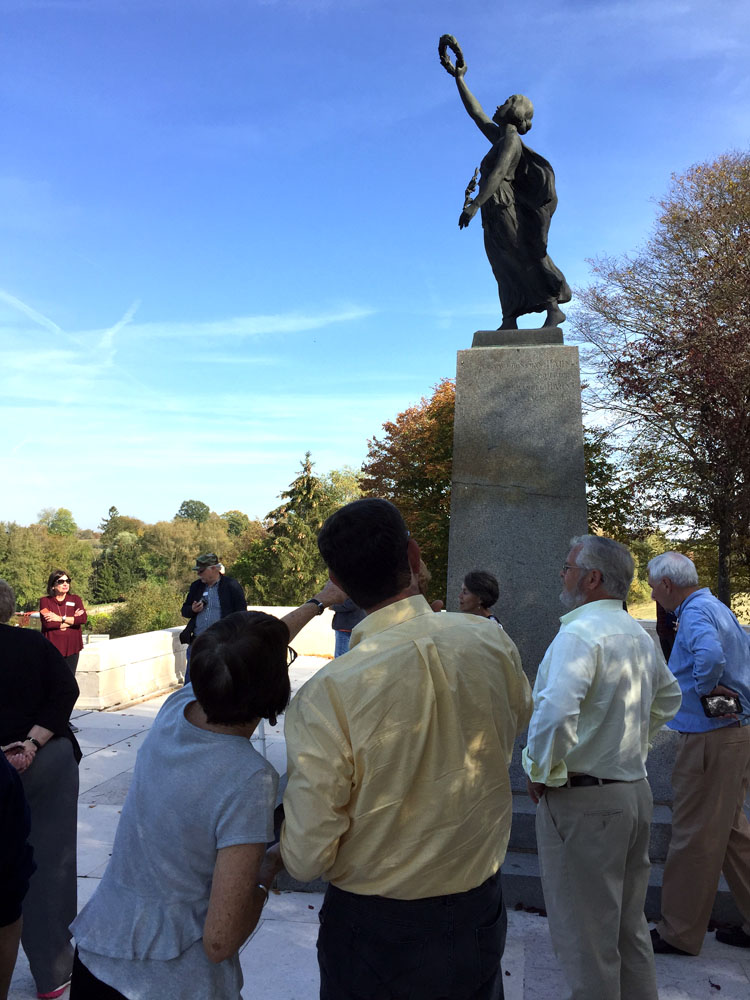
[{"x1": 700, "y1": 693, "x2": 742, "y2": 718}]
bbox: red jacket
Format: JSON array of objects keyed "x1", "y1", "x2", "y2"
[{"x1": 39, "y1": 593, "x2": 88, "y2": 657}]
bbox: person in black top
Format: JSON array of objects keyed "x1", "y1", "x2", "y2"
[
  {"x1": 655, "y1": 600, "x2": 678, "y2": 661},
  {"x1": 0, "y1": 579, "x2": 79, "y2": 999},
  {"x1": 180, "y1": 554, "x2": 247, "y2": 683}
]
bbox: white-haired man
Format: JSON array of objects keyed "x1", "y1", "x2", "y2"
[
  {"x1": 523, "y1": 535, "x2": 681, "y2": 1000},
  {"x1": 648, "y1": 551, "x2": 750, "y2": 956}
]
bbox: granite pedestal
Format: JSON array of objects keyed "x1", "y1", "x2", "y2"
[{"x1": 447, "y1": 328, "x2": 588, "y2": 684}]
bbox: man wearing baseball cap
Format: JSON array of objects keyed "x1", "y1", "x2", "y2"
[{"x1": 179, "y1": 554, "x2": 247, "y2": 682}]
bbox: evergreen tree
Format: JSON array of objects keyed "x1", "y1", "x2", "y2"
[
  {"x1": 92, "y1": 532, "x2": 145, "y2": 602},
  {"x1": 233, "y1": 453, "x2": 330, "y2": 604}
]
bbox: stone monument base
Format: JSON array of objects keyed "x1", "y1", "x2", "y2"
[
  {"x1": 472, "y1": 327, "x2": 563, "y2": 348},
  {"x1": 447, "y1": 329, "x2": 588, "y2": 680}
]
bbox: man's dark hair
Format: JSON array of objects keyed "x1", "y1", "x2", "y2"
[
  {"x1": 190, "y1": 611, "x2": 291, "y2": 726},
  {"x1": 463, "y1": 570, "x2": 499, "y2": 609},
  {"x1": 317, "y1": 499, "x2": 411, "y2": 609}
]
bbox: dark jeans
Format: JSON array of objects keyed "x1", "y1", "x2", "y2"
[
  {"x1": 317, "y1": 870, "x2": 506, "y2": 1000},
  {"x1": 65, "y1": 652, "x2": 79, "y2": 676},
  {"x1": 70, "y1": 950, "x2": 127, "y2": 1000}
]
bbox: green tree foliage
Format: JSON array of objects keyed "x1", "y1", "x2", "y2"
[
  {"x1": 108, "y1": 580, "x2": 184, "y2": 638},
  {"x1": 573, "y1": 151, "x2": 750, "y2": 604},
  {"x1": 583, "y1": 428, "x2": 636, "y2": 541},
  {"x1": 322, "y1": 466, "x2": 363, "y2": 512},
  {"x1": 360, "y1": 379, "x2": 455, "y2": 602},
  {"x1": 38, "y1": 507, "x2": 78, "y2": 536},
  {"x1": 91, "y1": 531, "x2": 146, "y2": 603},
  {"x1": 139, "y1": 520, "x2": 201, "y2": 588},
  {"x1": 175, "y1": 499, "x2": 210, "y2": 524},
  {"x1": 98, "y1": 507, "x2": 145, "y2": 546},
  {"x1": 0, "y1": 523, "x2": 47, "y2": 609},
  {"x1": 233, "y1": 453, "x2": 330, "y2": 604},
  {"x1": 0, "y1": 522, "x2": 94, "y2": 610},
  {"x1": 221, "y1": 510, "x2": 251, "y2": 536}
]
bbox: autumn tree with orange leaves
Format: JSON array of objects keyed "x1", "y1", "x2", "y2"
[
  {"x1": 574, "y1": 151, "x2": 750, "y2": 604},
  {"x1": 360, "y1": 380, "x2": 455, "y2": 602}
]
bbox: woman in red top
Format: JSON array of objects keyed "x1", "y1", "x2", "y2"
[{"x1": 39, "y1": 571, "x2": 88, "y2": 676}]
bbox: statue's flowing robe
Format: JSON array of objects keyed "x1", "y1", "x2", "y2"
[{"x1": 479, "y1": 142, "x2": 571, "y2": 320}]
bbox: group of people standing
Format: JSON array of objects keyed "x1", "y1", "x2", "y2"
[{"x1": 3, "y1": 500, "x2": 750, "y2": 1000}]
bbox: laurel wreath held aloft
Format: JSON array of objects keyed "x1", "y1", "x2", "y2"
[{"x1": 438, "y1": 34, "x2": 465, "y2": 77}]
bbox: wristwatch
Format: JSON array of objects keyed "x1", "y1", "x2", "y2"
[
  {"x1": 306, "y1": 598, "x2": 325, "y2": 615},
  {"x1": 25, "y1": 737, "x2": 42, "y2": 751}
]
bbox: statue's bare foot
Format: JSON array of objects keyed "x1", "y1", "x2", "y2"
[
  {"x1": 545, "y1": 303, "x2": 566, "y2": 327},
  {"x1": 498, "y1": 316, "x2": 518, "y2": 330}
]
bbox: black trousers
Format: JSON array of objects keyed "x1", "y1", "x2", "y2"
[
  {"x1": 65, "y1": 652, "x2": 79, "y2": 676},
  {"x1": 20, "y1": 737, "x2": 78, "y2": 995},
  {"x1": 70, "y1": 950, "x2": 127, "y2": 1000},
  {"x1": 317, "y1": 870, "x2": 507, "y2": 1000}
]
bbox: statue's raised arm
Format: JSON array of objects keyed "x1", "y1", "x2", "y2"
[
  {"x1": 438, "y1": 34, "x2": 571, "y2": 331},
  {"x1": 439, "y1": 35, "x2": 500, "y2": 144}
]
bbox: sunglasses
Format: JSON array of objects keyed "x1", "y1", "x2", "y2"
[{"x1": 56, "y1": 578, "x2": 71, "y2": 584}]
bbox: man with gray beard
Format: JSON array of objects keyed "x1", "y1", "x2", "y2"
[{"x1": 522, "y1": 535, "x2": 681, "y2": 1000}]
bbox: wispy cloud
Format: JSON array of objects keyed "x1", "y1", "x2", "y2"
[
  {"x1": 0, "y1": 289, "x2": 63, "y2": 335},
  {"x1": 124, "y1": 305, "x2": 375, "y2": 341},
  {"x1": 182, "y1": 353, "x2": 282, "y2": 366},
  {"x1": 82, "y1": 300, "x2": 141, "y2": 371}
]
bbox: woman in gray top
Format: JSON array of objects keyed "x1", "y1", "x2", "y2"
[{"x1": 70, "y1": 611, "x2": 292, "y2": 1000}]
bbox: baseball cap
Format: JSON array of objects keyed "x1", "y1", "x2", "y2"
[{"x1": 193, "y1": 553, "x2": 220, "y2": 571}]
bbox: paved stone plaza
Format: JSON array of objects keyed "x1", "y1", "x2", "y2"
[{"x1": 10, "y1": 656, "x2": 750, "y2": 999}]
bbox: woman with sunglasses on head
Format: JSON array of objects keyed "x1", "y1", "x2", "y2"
[
  {"x1": 39, "y1": 571, "x2": 88, "y2": 676},
  {"x1": 70, "y1": 580, "x2": 345, "y2": 1000}
]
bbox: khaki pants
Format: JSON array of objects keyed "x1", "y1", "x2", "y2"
[
  {"x1": 657, "y1": 724, "x2": 750, "y2": 954},
  {"x1": 536, "y1": 778, "x2": 657, "y2": 1000}
]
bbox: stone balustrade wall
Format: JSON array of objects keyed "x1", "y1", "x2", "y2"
[{"x1": 76, "y1": 607, "x2": 336, "y2": 711}]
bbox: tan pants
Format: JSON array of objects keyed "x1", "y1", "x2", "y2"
[
  {"x1": 657, "y1": 724, "x2": 750, "y2": 954},
  {"x1": 536, "y1": 779, "x2": 658, "y2": 1000}
]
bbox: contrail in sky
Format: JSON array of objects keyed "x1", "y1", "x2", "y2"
[{"x1": 0, "y1": 289, "x2": 63, "y2": 336}]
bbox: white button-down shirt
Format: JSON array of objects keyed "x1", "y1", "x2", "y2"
[{"x1": 523, "y1": 600, "x2": 681, "y2": 786}]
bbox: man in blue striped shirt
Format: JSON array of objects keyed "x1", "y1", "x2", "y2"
[{"x1": 648, "y1": 551, "x2": 750, "y2": 956}]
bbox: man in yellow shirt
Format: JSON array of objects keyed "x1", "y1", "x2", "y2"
[
  {"x1": 280, "y1": 499, "x2": 532, "y2": 999},
  {"x1": 523, "y1": 535, "x2": 682, "y2": 1000}
]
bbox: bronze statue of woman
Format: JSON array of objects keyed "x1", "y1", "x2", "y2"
[{"x1": 439, "y1": 35, "x2": 571, "y2": 330}]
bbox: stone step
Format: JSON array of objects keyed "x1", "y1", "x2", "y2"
[
  {"x1": 501, "y1": 850, "x2": 743, "y2": 924},
  {"x1": 508, "y1": 795, "x2": 674, "y2": 862}
]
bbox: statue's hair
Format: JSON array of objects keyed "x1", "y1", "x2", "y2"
[
  {"x1": 505, "y1": 94, "x2": 534, "y2": 131},
  {"x1": 647, "y1": 552, "x2": 699, "y2": 588}
]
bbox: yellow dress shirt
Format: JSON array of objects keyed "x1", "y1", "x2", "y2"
[
  {"x1": 281, "y1": 595, "x2": 532, "y2": 899},
  {"x1": 522, "y1": 600, "x2": 682, "y2": 787}
]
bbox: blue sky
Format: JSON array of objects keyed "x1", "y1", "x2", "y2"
[{"x1": 2, "y1": 0, "x2": 748, "y2": 529}]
